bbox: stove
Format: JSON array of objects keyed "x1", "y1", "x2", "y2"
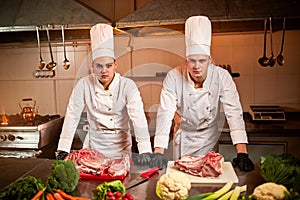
[{"x1": 0, "y1": 114, "x2": 64, "y2": 158}]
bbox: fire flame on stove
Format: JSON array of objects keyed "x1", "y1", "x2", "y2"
[{"x1": 1, "y1": 114, "x2": 8, "y2": 125}]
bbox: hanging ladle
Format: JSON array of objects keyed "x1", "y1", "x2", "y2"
[
  {"x1": 45, "y1": 26, "x2": 57, "y2": 71},
  {"x1": 258, "y1": 18, "x2": 269, "y2": 67},
  {"x1": 268, "y1": 17, "x2": 276, "y2": 67},
  {"x1": 277, "y1": 17, "x2": 286, "y2": 66},
  {"x1": 36, "y1": 26, "x2": 45, "y2": 69},
  {"x1": 61, "y1": 25, "x2": 70, "y2": 70}
]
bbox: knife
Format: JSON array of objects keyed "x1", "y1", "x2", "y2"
[{"x1": 126, "y1": 167, "x2": 160, "y2": 190}]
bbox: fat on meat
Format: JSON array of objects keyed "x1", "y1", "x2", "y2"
[
  {"x1": 108, "y1": 154, "x2": 131, "y2": 176},
  {"x1": 174, "y1": 151, "x2": 224, "y2": 178},
  {"x1": 65, "y1": 148, "x2": 130, "y2": 177}
]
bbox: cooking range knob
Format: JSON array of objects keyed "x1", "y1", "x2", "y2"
[
  {"x1": 16, "y1": 136, "x2": 24, "y2": 140},
  {"x1": 0, "y1": 135, "x2": 7, "y2": 141},
  {"x1": 7, "y1": 134, "x2": 15, "y2": 141}
]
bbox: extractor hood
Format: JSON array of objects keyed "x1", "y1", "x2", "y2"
[
  {"x1": 0, "y1": 0, "x2": 109, "y2": 32},
  {"x1": 118, "y1": 0, "x2": 300, "y2": 27},
  {"x1": 0, "y1": 0, "x2": 300, "y2": 43},
  {"x1": 117, "y1": 0, "x2": 300, "y2": 34}
]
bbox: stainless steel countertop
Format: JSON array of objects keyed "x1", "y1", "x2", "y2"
[{"x1": 0, "y1": 158, "x2": 264, "y2": 199}]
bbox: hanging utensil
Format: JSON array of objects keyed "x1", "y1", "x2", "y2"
[
  {"x1": 45, "y1": 26, "x2": 57, "y2": 71},
  {"x1": 268, "y1": 17, "x2": 276, "y2": 67},
  {"x1": 258, "y1": 18, "x2": 269, "y2": 67},
  {"x1": 61, "y1": 25, "x2": 70, "y2": 70},
  {"x1": 36, "y1": 26, "x2": 45, "y2": 69},
  {"x1": 277, "y1": 17, "x2": 286, "y2": 66}
]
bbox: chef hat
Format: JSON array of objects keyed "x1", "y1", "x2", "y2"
[
  {"x1": 185, "y1": 15, "x2": 211, "y2": 56},
  {"x1": 90, "y1": 23, "x2": 115, "y2": 60}
]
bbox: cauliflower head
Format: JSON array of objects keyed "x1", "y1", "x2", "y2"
[
  {"x1": 252, "y1": 182, "x2": 288, "y2": 200},
  {"x1": 156, "y1": 171, "x2": 191, "y2": 200}
]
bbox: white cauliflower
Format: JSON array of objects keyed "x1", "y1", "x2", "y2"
[
  {"x1": 252, "y1": 182, "x2": 289, "y2": 200},
  {"x1": 156, "y1": 171, "x2": 191, "y2": 200}
]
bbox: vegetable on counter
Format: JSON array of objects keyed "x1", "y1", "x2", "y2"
[
  {"x1": 156, "y1": 171, "x2": 191, "y2": 200},
  {"x1": 249, "y1": 182, "x2": 300, "y2": 200},
  {"x1": 187, "y1": 182, "x2": 247, "y2": 200},
  {"x1": 0, "y1": 175, "x2": 45, "y2": 200},
  {"x1": 46, "y1": 160, "x2": 80, "y2": 193},
  {"x1": 31, "y1": 188, "x2": 46, "y2": 200},
  {"x1": 46, "y1": 193, "x2": 55, "y2": 200},
  {"x1": 0, "y1": 160, "x2": 89, "y2": 200},
  {"x1": 250, "y1": 182, "x2": 288, "y2": 200},
  {"x1": 259, "y1": 153, "x2": 300, "y2": 192},
  {"x1": 93, "y1": 180, "x2": 128, "y2": 200}
]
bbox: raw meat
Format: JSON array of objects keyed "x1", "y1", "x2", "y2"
[
  {"x1": 65, "y1": 148, "x2": 130, "y2": 177},
  {"x1": 174, "y1": 151, "x2": 224, "y2": 178}
]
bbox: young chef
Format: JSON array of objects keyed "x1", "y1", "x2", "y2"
[
  {"x1": 149, "y1": 16, "x2": 254, "y2": 172},
  {"x1": 56, "y1": 23, "x2": 152, "y2": 164}
]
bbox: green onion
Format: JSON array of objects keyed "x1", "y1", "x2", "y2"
[{"x1": 202, "y1": 181, "x2": 234, "y2": 200}]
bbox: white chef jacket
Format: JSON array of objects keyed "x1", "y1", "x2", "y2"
[
  {"x1": 154, "y1": 63, "x2": 248, "y2": 159},
  {"x1": 57, "y1": 73, "x2": 152, "y2": 158}
]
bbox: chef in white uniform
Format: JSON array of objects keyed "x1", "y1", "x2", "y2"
[
  {"x1": 150, "y1": 16, "x2": 254, "y2": 172},
  {"x1": 56, "y1": 23, "x2": 152, "y2": 163}
]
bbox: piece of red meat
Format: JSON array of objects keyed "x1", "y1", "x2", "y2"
[
  {"x1": 108, "y1": 154, "x2": 131, "y2": 176},
  {"x1": 174, "y1": 151, "x2": 224, "y2": 178},
  {"x1": 65, "y1": 148, "x2": 130, "y2": 177}
]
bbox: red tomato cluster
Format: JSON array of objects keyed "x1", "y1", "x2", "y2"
[{"x1": 106, "y1": 191, "x2": 134, "y2": 200}]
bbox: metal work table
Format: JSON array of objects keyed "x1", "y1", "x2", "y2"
[{"x1": 0, "y1": 158, "x2": 264, "y2": 199}]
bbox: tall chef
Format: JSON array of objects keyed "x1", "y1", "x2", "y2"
[
  {"x1": 56, "y1": 23, "x2": 152, "y2": 164},
  {"x1": 149, "y1": 16, "x2": 254, "y2": 172}
]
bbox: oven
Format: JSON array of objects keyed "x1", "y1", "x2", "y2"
[{"x1": 0, "y1": 114, "x2": 64, "y2": 158}]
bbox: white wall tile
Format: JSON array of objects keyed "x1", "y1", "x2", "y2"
[{"x1": 0, "y1": 29, "x2": 300, "y2": 117}]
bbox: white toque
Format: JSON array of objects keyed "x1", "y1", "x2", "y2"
[
  {"x1": 90, "y1": 23, "x2": 115, "y2": 60},
  {"x1": 185, "y1": 15, "x2": 211, "y2": 56}
]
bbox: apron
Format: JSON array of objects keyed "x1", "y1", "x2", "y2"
[
  {"x1": 83, "y1": 126, "x2": 132, "y2": 158},
  {"x1": 173, "y1": 73, "x2": 220, "y2": 159}
]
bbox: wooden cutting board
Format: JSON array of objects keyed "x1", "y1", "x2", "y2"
[{"x1": 166, "y1": 161, "x2": 239, "y2": 183}]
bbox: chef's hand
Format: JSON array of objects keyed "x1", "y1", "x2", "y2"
[
  {"x1": 132, "y1": 152, "x2": 152, "y2": 165},
  {"x1": 233, "y1": 153, "x2": 254, "y2": 172},
  {"x1": 56, "y1": 151, "x2": 68, "y2": 160},
  {"x1": 149, "y1": 153, "x2": 168, "y2": 169}
]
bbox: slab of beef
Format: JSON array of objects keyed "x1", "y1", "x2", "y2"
[
  {"x1": 65, "y1": 148, "x2": 130, "y2": 177},
  {"x1": 174, "y1": 151, "x2": 224, "y2": 178}
]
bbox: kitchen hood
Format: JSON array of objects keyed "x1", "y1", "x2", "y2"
[
  {"x1": 117, "y1": 0, "x2": 300, "y2": 33},
  {"x1": 0, "y1": 0, "x2": 109, "y2": 32},
  {"x1": 0, "y1": 0, "x2": 300, "y2": 43}
]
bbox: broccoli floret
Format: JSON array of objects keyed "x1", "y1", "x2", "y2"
[{"x1": 46, "y1": 160, "x2": 80, "y2": 193}]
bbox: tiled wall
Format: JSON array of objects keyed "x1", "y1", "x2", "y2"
[{"x1": 0, "y1": 30, "x2": 299, "y2": 116}]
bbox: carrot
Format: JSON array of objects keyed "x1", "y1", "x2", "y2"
[
  {"x1": 46, "y1": 193, "x2": 55, "y2": 200},
  {"x1": 53, "y1": 193, "x2": 65, "y2": 200},
  {"x1": 31, "y1": 190, "x2": 44, "y2": 200},
  {"x1": 56, "y1": 189, "x2": 76, "y2": 200},
  {"x1": 73, "y1": 197, "x2": 91, "y2": 200}
]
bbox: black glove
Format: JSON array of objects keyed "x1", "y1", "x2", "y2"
[
  {"x1": 132, "y1": 153, "x2": 152, "y2": 165},
  {"x1": 233, "y1": 153, "x2": 254, "y2": 172},
  {"x1": 149, "y1": 153, "x2": 168, "y2": 169},
  {"x1": 56, "y1": 151, "x2": 68, "y2": 160}
]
